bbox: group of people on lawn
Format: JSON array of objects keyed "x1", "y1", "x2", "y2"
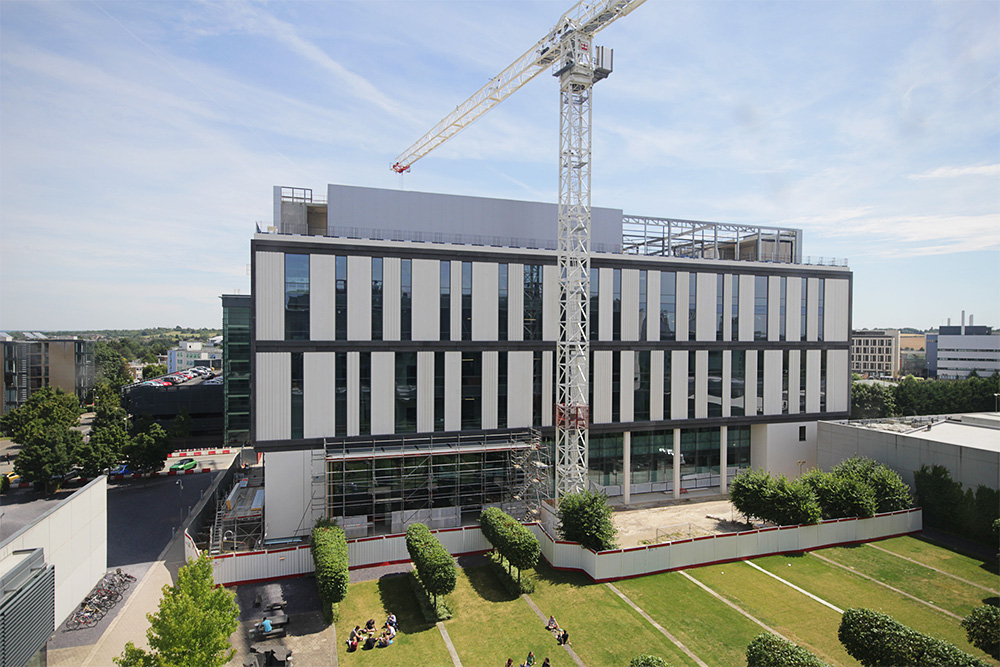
[
  {"x1": 347, "y1": 613, "x2": 398, "y2": 651},
  {"x1": 502, "y1": 614, "x2": 569, "y2": 667}
]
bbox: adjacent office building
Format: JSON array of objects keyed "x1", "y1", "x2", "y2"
[
  {"x1": 850, "y1": 329, "x2": 900, "y2": 378},
  {"x1": 252, "y1": 185, "x2": 852, "y2": 540},
  {"x1": 926, "y1": 314, "x2": 1000, "y2": 379},
  {"x1": 0, "y1": 334, "x2": 95, "y2": 415},
  {"x1": 166, "y1": 340, "x2": 222, "y2": 373}
]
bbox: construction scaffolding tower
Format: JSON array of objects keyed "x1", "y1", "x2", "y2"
[{"x1": 208, "y1": 466, "x2": 265, "y2": 554}]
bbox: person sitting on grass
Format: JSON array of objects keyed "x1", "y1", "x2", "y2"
[
  {"x1": 522, "y1": 651, "x2": 536, "y2": 667},
  {"x1": 541, "y1": 659, "x2": 551, "y2": 667},
  {"x1": 505, "y1": 659, "x2": 514, "y2": 667},
  {"x1": 377, "y1": 631, "x2": 393, "y2": 648},
  {"x1": 546, "y1": 615, "x2": 558, "y2": 631},
  {"x1": 557, "y1": 629, "x2": 570, "y2": 646},
  {"x1": 364, "y1": 634, "x2": 377, "y2": 650},
  {"x1": 365, "y1": 618, "x2": 377, "y2": 633},
  {"x1": 385, "y1": 623, "x2": 397, "y2": 640},
  {"x1": 387, "y1": 612, "x2": 398, "y2": 629}
]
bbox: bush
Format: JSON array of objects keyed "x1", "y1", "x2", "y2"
[
  {"x1": 405, "y1": 523, "x2": 456, "y2": 607},
  {"x1": 0, "y1": 475, "x2": 9, "y2": 495},
  {"x1": 914, "y1": 465, "x2": 999, "y2": 546},
  {"x1": 832, "y1": 457, "x2": 910, "y2": 513},
  {"x1": 479, "y1": 507, "x2": 540, "y2": 590},
  {"x1": 802, "y1": 470, "x2": 877, "y2": 520},
  {"x1": 730, "y1": 470, "x2": 821, "y2": 526},
  {"x1": 557, "y1": 489, "x2": 618, "y2": 551},
  {"x1": 838, "y1": 608, "x2": 987, "y2": 666},
  {"x1": 745, "y1": 633, "x2": 830, "y2": 666},
  {"x1": 962, "y1": 605, "x2": 1000, "y2": 659},
  {"x1": 311, "y1": 521, "x2": 349, "y2": 623},
  {"x1": 629, "y1": 655, "x2": 669, "y2": 667}
]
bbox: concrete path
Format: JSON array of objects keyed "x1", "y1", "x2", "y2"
[
  {"x1": 437, "y1": 621, "x2": 463, "y2": 667},
  {"x1": 867, "y1": 542, "x2": 1000, "y2": 593},
  {"x1": 520, "y1": 592, "x2": 586, "y2": 667},
  {"x1": 744, "y1": 561, "x2": 843, "y2": 614},
  {"x1": 678, "y1": 570, "x2": 787, "y2": 641}
]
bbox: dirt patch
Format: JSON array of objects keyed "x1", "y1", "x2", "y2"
[{"x1": 612, "y1": 499, "x2": 752, "y2": 548}]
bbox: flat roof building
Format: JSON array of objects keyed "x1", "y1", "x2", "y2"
[
  {"x1": 850, "y1": 329, "x2": 900, "y2": 378},
  {"x1": 1, "y1": 335, "x2": 95, "y2": 415}
]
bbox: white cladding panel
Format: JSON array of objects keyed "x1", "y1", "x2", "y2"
[
  {"x1": 347, "y1": 352, "x2": 360, "y2": 436},
  {"x1": 825, "y1": 279, "x2": 850, "y2": 342},
  {"x1": 508, "y1": 351, "x2": 533, "y2": 427},
  {"x1": 482, "y1": 351, "x2": 499, "y2": 428},
  {"x1": 417, "y1": 351, "x2": 434, "y2": 431},
  {"x1": 303, "y1": 352, "x2": 335, "y2": 437},
  {"x1": 256, "y1": 352, "x2": 290, "y2": 440},
  {"x1": 412, "y1": 259, "x2": 439, "y2": 341},
  {"x1": 739, "y1": 274, "x2": 755, "y2": 341},
  {"x1": 255, "y1": 252, "x2": 284, "y2": 341},
  {"x1": 621, "y1": 269, "x2": 639, "y2": 341},
  {"x1": 264, "y1": 450, "x2": 314, "y2": 538},
  {"x1": 445, "y1": 352, "x2": 461, "y2": 431},
  {"x1": 647, "y1": 270, "x2": 660, "y2": 341},
  {"x1": 763, "y1": 350, "x2": 782, "y2": 415},
  {"x1": 806, "y1": 349, "x2": 821, "y2": 413},
  {"x1": 508, "y1": 264, "x2": 524, "y2": 341},
  {"x1": 620, "y1": 351, "x2": 635, "y2": 422},
  {"x1": 694, "y1": 350, "x2": 708, "y2": 418},
  {"x1": 827, "y1": 349, "x2": 849, "y2": 412},
  {"x1": 745, "y1": 350, "x2": 758, "y2": 416},
  {"x1": 383, "y1": 257, "x2": 401, "y2": 341},
  {"x1": 671, "y1": 350, "x2": 687, "y2": 419},
  {"x1": 651, "y1": 350, "x2": 664, "y2": 420},
  {"x1": 310, "y1": 254, "x2": 336, "y2": 340},
  {"x1": 696, "y1": 273, "x2": 715, "y2": 342},
  {"x1": 543, "y1": 265, "x2": 559, "y2": 341},
  {"x1": 347, "y1": 256, "x2": 371, "y2": 341},
  {"x1": 371, "y1": 352, "x2": 394, "y2": 435},
  {"x1": 787, "y1": 276, "x2": 802, "y2": 341},
  {"x1": 676, "y1": 272, "x2": 690, "y2": 342},
  {"x1": 593, "y1": 351, "x2": 612, "y2": 423},
  {"x1": 473, "y1": 262, "x2": 498, "y2": 341},
  {"x1": 599, "y1": 268, "x2": 612, "y2": 340}
]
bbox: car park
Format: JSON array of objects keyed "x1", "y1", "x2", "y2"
[{"x1": 169, "y1": 458, "x2": 197, "y2": 472}]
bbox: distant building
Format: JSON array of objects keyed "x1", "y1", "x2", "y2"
[
  {"x1": 221, "y1": 295, "x2": 251, "y2": 447},
  {"x1": 926, "y1": 313, "x2": 999, "y2": 379},
  {"x1": 0, "y1": 334, "x2": 95, "y2": 415},
  {"x1": 167, "y1": 340, "x2": 222, "y2": 373},
  {"x1": 850, "y1": 329, "x2": 899, "y2": 378}
]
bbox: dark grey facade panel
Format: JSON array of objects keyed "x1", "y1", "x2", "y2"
[{"x1": 0, "y1": 560, "x2": 54, "y2": 667}]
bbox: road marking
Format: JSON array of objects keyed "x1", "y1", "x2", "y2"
[
  {"x1": 436, "y1": 621, "x2": 463, "y2": 667},
  {"x1": 744, "y1": 560, "x2": 843, "y2": 614},
  {"x1": 605, "y1": 583, "x2": 709, "y2": 667},
  {"x1": 678, "y1": 570, "x2": 788, "y2": 641},
  {"x1": 521, "y1": 593, "x2": 586, "y2": 667},
  {"x1": 866, "y1": 542, "x2": 1000, "y2": 594},
  {"x1": 808, "y1": 551, "x2": 961, "y2": 620}
]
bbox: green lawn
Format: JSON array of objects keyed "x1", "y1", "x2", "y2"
[
  {"x1": 334, "y1": 573, "x2": 452, "y2": 666},
  {"x1": 528, "y1": 562, "x2": 701, "y2": 667},
  {"x1": 873, "y1": 536, "x2": 1000, "y2": 592},
  {"x1": 614, "y1": 570, "x2": 764, "y2": 666},
  {"x1": 753, "y1": 553, "x2": 994, "y2": 664},
  {"x1": 816, "y1": 543, "x2": 990, "y2": 617},
  {"x1": 687, "y1": 562, "x2": 858, "y2": 666}
]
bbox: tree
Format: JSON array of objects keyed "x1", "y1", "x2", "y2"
[
  {"x1": 143, "y1": 364, "x2": 167, "y2": 380},
  {"x1": 80, "y1": 422, "x2": 130, "y2": 476},
  {"x1": 92, "y1": 380, "x2": 122, "y2": 410},
  {"x1": 405, "y1": 523, "x2": 457, "y2": 607},
  {"x1": 850, "y1": 382, "x2": 898, "y2": 419},
  {"x1": 962, "y1": 605, "x2": 1000, "y2": 660},
  {"x1": 123, "y1": 424, "x2": 171, "y2": 473},
  {"x1": 832, "y1": 457, "x2": 910, "y2": 513},
  {"x1": 114, "y1": 553, "x2": 239, "y2": 667},
  {"x1": 0, "y1": 386, "x2": 80, "y2": 444},
  {"x1": 557, "y1": 489, "x2": 618, "y2": 551},
  {"x1": 15, "y1": 423, "x2": 80, "y2": 490}
]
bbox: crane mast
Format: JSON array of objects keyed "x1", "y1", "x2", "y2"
[{"x1": 392, "y1": 0, "x2": 646, "y2": 499}]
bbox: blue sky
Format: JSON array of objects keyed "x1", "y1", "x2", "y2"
[{"x1": 1, "y1": 0, "x2": 997, "y2": 331}]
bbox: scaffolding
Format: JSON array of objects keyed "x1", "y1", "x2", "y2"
[
  {"x1": 208, "y1": 466, "x2": 265, "y2": 554},
  {"x1": 621, "y1": 215, "x2": 802, "y2": 264},
  {"x1": 319, "y1": 429, "x2": 548, "y2": 537}
]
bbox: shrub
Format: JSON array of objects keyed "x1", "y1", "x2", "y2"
[
  {"x1": 745, "y1": 633, "x2": 831, "y2": 667},
  {"x1": 405, "y1": 523, "x2": 456, "y2": 607},
  {"x1": 730, "y1": 470, "x2": 820, "y2": 526},
  {"x1": 0, "y1": 475, "x2": 9, "y2": 495},
  {"x1": 479, "y1": 507, "x2": 540, "y2": 590},
  {"x1": 914, "y1": 465, "x2": 999, "y2": 546},
  {"x1": 832, "y1": 456, "x2": 910, "y2": 512},
  {"x1": 838, "y1": 607, "x2": 987, "y2": 667},
  {"x1": 311, "y1": 521, "x2": 349, "y2": 623},
  {"x1": 557, "y1": 489, "x2": 618, "y2": 551},
  {"x1": 801, "y1": 469, "x2": 877, "y2": 520},
  {"x1": 629, "y1": 655, "x2": 669, "y2": 667},
  {"x1": 962, "y1": 605, "x2": 1000, "y2": 660}
]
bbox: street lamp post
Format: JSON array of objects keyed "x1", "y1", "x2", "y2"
[
  {"x1": 993, "y1": 393, "x2": 999, "y2": 413},
  {"x1": 176, "y1": 479, "x2": 184, "y2": 523}
]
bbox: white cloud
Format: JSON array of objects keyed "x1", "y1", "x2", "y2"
[{"x1": 910, "y1": 164, "x2": 1000, "y2": 179}]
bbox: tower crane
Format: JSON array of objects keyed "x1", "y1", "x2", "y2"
[{"x1": 392, "y1": 0, "x2": 648, "y2": 499}]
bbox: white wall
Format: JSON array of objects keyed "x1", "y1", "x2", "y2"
[
  {"x1": 255, "y1": 252, "x2": 283, "y2": 341},
  {"x1": 264, "y1": 450, "x2": 320, "y2": 539},
  {"x1": 256, "y1": 353, "x2": 290, "y2": 440}
]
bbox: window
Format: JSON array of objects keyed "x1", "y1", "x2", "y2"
[
  {"x1": 440, "y1": 261, "x2": 451, "y2": 341},
  {"x1": 524, "y1": 265, "x2": 543, "y2": 341},
  {"x1": 434, "y1": 351, "x2": 445, "y2": 431},
  {"x1": 660, "y1": 271, "x2": 676, "y2": 341},
  {"x1": 290, "y1": 352, "x2": 303, "y2": 438},
  {"x1": 462, "y1": 262, "x2": 473, "y2": 341},
  {"x1": 635, "y1": 351, "x2": 650, "y2": 421},
  {"x1": 798, "y1": 425, "x2": 807, "y2": 441},
  {"x1": 716, "y1": 275, "x2": 724, "y2": 341},
  {"x1": 590, "y1": 268, "x2": 600, "y2": 341},
  {"x1": 359, "y1": 352, "x2": 372, "y2": 435},
  {"x1": 371, "y1": 257, "x2": 383, "y2": 341},
  {"x1": 782, "y1": 350, "x2": 789, "y2": 414},
  {"x1": 731, "y1": 275, "x2": 740, "y2": 340},
  {"x1": 817, "y1": 279, "x2": 825, "y2": 342},
  {"x1": 820, "y1": 350, "x2": 827, "y2": 412},
  {"x1": 708, "y1": 350, "x2": 723, "y2": 417},
  {"x1": 335, "y1": 352, "x2": 347, "y2": 436},
  {"x1": 284, "y1": 254, "x2": 309, "y2": 341},
  {"x1": 754, "y1": 276, "x2": 768, "y2": 341},
  {"x1": 638, "y1": 270, "x2": 647, "y2": 341},
  {"x1": 335, "y1": 257, "x2": 347, "y2": 341},
  {"x1": 498, "y1": 264, "x2": 508, "y2": 341},
  {"x1": 662, "y1": 351, "x2": 672, "y2": 417},
  {"x1": 612, "y1": 268, "x2": 622, "y2": 340},
  {"x1": 532, "y1": 351, "x2": 543, "y2": 427},
  {"x1": 731, "y1": 350, "x2": 745, "y2": 416},
  {"x1": 756, "y1": 351, "x2": 765, "y2": 414},
  {"x1": 779, "y1": 276, "x2": 787, "y2": 341},
  {"x1": 799, "y1": 351, "x2": 807, "y2": 412},
  {"x1": 688, "y1": 274, "x2": 698, "y2": 340},
  {"x1": 401, "y1": 259, "x2": 412, "y2": 341},
  {"x1": 461, "y1": 352, "x2": 482, "y2": 429},
  {"x1": 688, "y1": 350, "x2": 697, "y2": 419},
  {"x1": 498, "y1": 352, "x2": 507, "y2": 428},
  {"x1": 611, "y1": 351, "x2": 621, "y2": 422},
  {"x1": 395, "y1": 352, "x2": 417, "y2": 432},
  {"x1": 800, "y1": 277, "x2": 808, "y2": 342}
]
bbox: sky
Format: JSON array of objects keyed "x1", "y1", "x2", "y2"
[{"x1": 1, "y1": 0, "x2": 997, "y2": 332}]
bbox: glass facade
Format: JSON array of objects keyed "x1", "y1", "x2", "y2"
[
  {"x1": 395, "y1": 352, "x2": 417, "y2": 432},
  {"x1": 371, "y1": 257, "x2": 383, "y2": 341},
  {"x1": 754, "y1": 275, "x2": 767, "y2": 341},
  {"x1": 462, "y1": 262, "x2": 473, "y2": 341},
  {"x1": 290, "y1": 352, "x2": 303, "y2": 439},
  {"x1": 731, "y1": 350, "x2": 745, "y2": 417},
  {"x1": 335, "y1": 257, "x2": 347, "y2": 341},
  {"x1": 440, "y1": 261, "x2": 451, "y2": 341},
  {"x1": 284, "y1": 254, "x2": 309, "y2": 341},
  {"x1": 498, "y1": 264, "x2": 508, "y2": 341},
  {"x1": 222, "y1": 295, "x2": 250, "y2": 446},
  {"x1": 660, "y1": 271, "x2": 676, "y2": 340},
  {"x1": 634, "y1": 351, "x2": 651, "y2": 421},
  {"x1": 401, "y1": 259, "x2": 412, "y2": 341},
  {"x1": 688, "y1": 274, "x2": 697, "y2": 340},
  {"x1": 461, "y1": 351, "x2": 482, "y2": 430},
  {"x1": 524, "y1": 265, "x2": 543, "y2": 340}
]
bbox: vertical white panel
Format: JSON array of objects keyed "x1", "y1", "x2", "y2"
[
  {"x1": 255, "y1": 252, "x2": 284, "y2": 341},
  {"x1": 473, "y1": 262, "x2": 498, "y2": 341},
  {"x1": 412, "y1": 259, "x2": 439, "y2": 341},
  {"x1": 745, "y1": 350, "x2": 758, "y2": 417},
  {"x1": 695, "y1": 272, "x2": 714, "y2": 341},
  {"x1": 417, "y1": 351, "x2": 434, "y2": 432},
  {"x1": 676, "y1": 272, "x2": 690, "y2": 342},
  {"x1": 451, "y1": 261, "x2": 462, "y2": 341},
  {"x1": 723, "y1": 350, "x2": 732, "y2": 416},
  {"x1": 508, "y1": 263, "x2": 523, "y2": 342},
  {"x1": 593, "y1": 351, "x2": 612, "y2": 423},
  {"x1": 310, "y1": 255, "x2": 336, "y2": 340},
  {"x1": 347, "y1": 352, "x2": 360, "y2": 436},
  {"x1": 651, "y1": 350, "x2": 664, "y2": 420},
  {"x1": 787, "y1": 275, "x2": 802, "y2": 341},
  {"x1": 256, "y1": 352, "x2": 290, "y2": 440},
  {"x1": 348, "y1": 256, "x2": 371, "y2": 341},
  {"x1": 263, "y1": 450, "x2": 312, "y2": 539},
  {"x1": 620, "y1": 351, "x2": 635, "y2": 422},
  {"x1": 807, "y1": 278, "x2": 819, "y2": 341},
  {"x1": 508, "y1": 351, "x2": 532, "y2": 427},
  {"x1": 827, "y1": 349, "x2": 849, "y2": 412},
  {"x1": 621, "y1": 269, "x2": 639, "y2": 341},
  {"x1": 599, "y1": 268, "x2": 612, "y2": 341},
  {"x1": 541, "y1": 351, "x2": 553, "y2": 426},
  {"x1": 482, "y1": 351, "x2": 499, "y2": 428},
  {"x1": 722, "y1": 273, "x2": 733, "y2": 342},
  {"x1": 671, "y1": 350, "x2": 687, "y2": 419},
  {"x1": 542, "y1": 265, "x2": 559, "y2": 341},
  {"x1": 826, "y1": 279, "x2": 849, "y2": 342},
  {"x1": 647, "y1": 270, "x2": 660, "y2": 341},
  {"x1": 445, "y1": 351, "x2": 461, "y2": 431},
  {"x1": 371, "y1": 352, "x2": 394, "y2": 435},
  {"x1": 383, "y1": 257, "x2": 401, "y2": 341},
  {"x1": 768, "y1": 276, "x2": 780, "y2": 342},
  {"x1": 763, "y1": 350, "x2": 782, "y2": 415},
  {"x1": 739, "y1": 274, "x2": 755, "y2": 341},
  {"x1": 806, "y1": 349, "x2": 821, "y2": 413},
  {"x1": 695, "y1": 350, "x2": 708, "y2": 419},
  {"x1": 789, "y1": 350, "x2": 801, "y2": 414},
  {"x1": 303, "y1": 352, "x2": 335, "y2": 438}
]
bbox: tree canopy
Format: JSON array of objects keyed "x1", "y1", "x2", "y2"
[
  {"x1": 852, "y1": 373, "x2": 1000, "y2": 419},
  {"x1": 557, "y1": 489, "x2": 618, "y2": 551},
  {"x1": 0, "y1": 386, "x2": 80, "y2": 444}
]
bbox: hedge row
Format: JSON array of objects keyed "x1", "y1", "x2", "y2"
[
  {"x1": 404, "y1": 523, "x2": 456, "y2": 607},
  {"x1": 839, "y1": 608, "x2": 987, "y2": 667},
  {"x1": 729, "y1": 469, "x2": 821, "y2": 526},
  {"x1": 310, "y1": 521, "x2": 349, "y2": 623},
  {"x1": 479, "y1": 507, "x2": 540, "y2": 588},
  {"x1": 744, "y1": 633, "x2": 830, "y2": 667},
  {"x1": 914, "y1": 464, "x2": 1000, "y2": 545},
  {"x1": 962, "y1": 605, "x2": 1000, "y2": 660}
]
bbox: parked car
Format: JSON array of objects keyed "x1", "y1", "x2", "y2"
[
  {"x1": 110, "y1": 464, "x2": 133, "y2": 476},
  {"x1": 169, "y1": 458, "x2": 197, "y2": 472},
  {"x1": 5, "y1": 471, "x2": 20, "y2": 484}
]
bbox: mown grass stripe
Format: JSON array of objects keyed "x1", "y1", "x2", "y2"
[
  {"x1": 605, "y1": 583, "x2": 709, "y2": 667},
  {"x1": 744, "y1": 560, "x2": 844, "y2": 614},
  {"x1": 867, "y1": 542, "x2": 1000, "y2": 594},
  {"x1": 677, "y1": 570, "x2": 788, "y2": 641},
  {"x1": 808, "y1": 551, "x2": 962, "y2": 620},
  {"x1": 521, "y1": 593, "x2": 586, "y2": 667}
]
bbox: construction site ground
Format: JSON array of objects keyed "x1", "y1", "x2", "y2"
[{"x1": 611, "y1": 494, "x2": 750, "y2": 548}]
